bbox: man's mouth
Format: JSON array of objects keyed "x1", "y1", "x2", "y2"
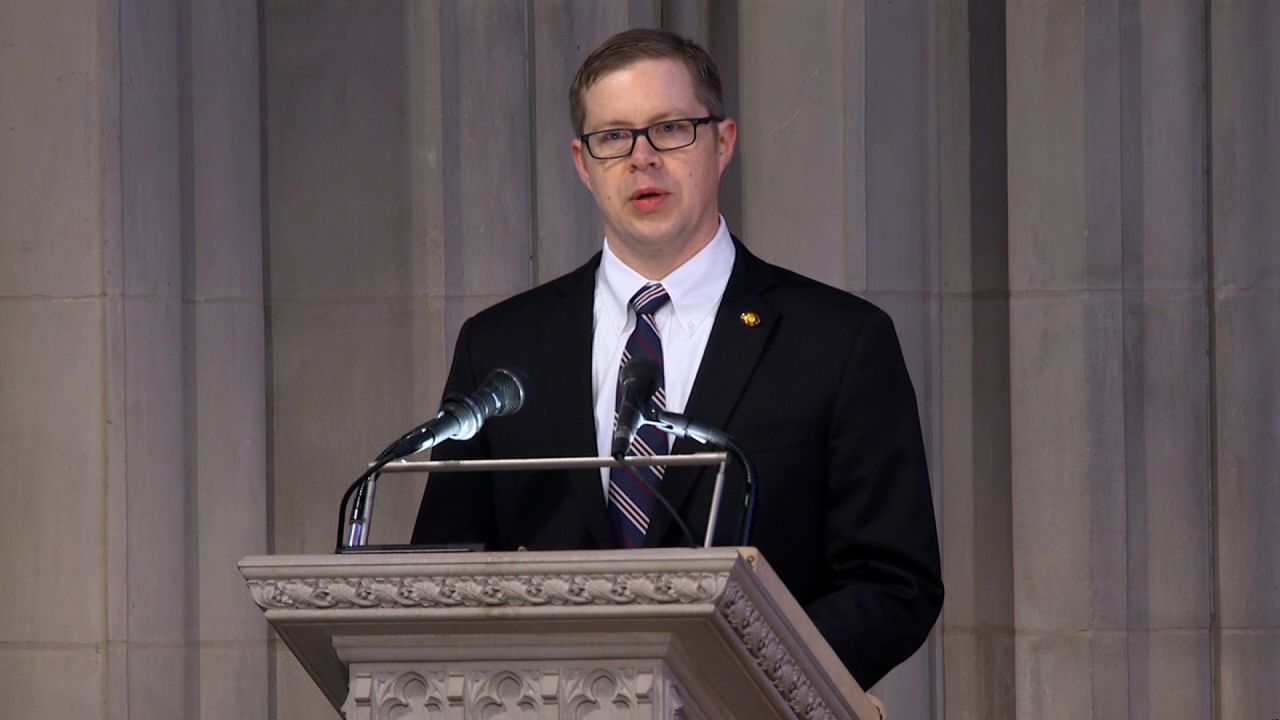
[{"x1": 629, "y1": 188, "x2": 669, "y2": 211}]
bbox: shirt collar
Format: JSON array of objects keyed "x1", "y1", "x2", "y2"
[{"x1": 598, "y1": 217, "x2": 736, "y2": 336}]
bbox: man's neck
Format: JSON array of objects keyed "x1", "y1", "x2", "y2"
[{"x1": 605, "y1": 216, "x2": 724, "y2": 280}]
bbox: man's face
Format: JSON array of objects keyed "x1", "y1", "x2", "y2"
[{"x1": 571, "y1": 58, "x2": 737, "y2": 276}]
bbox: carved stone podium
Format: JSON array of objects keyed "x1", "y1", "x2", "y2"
[{"x1": 239, "y1": 547, "x2": 879, "y2": 719}]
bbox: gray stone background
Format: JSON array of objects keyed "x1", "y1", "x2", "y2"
[{"x1": 1, "y1": 0, "x2": 1275, "y2": 718}]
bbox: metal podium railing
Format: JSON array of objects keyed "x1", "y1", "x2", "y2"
[{"x1": 338, "y1": 452, "x2": 731, "y2": 552}]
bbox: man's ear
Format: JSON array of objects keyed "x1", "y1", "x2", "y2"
[
  {"x1": 715, "y1": 117, "x2": 738, "y2": 174},
  {"x1": 571, "y1": 139, "x2": 592, "y2": 188}
]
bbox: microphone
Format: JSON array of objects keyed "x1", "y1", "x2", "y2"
[
  {"x1": 639, "y1": 406, "x2": 731, "y2": 447},
  {"x1": 342, "y1": 368, "x2": 526, "y2": 550},
  {"x1": 377, "y1": 368, "x2": 527, "y2": 463},
  {"x1": 612, "y1": 356, "x2": 660, "y2": 459},
  {"x1": 640, "y1": 406, "x2": 758, "y2": 546}
]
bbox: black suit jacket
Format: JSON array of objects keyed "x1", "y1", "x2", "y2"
[{"x1": 412, "y1": 239, "x2": 943, "y2": 688}]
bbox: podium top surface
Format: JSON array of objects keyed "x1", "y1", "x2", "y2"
[{"x1": 240, "y1": 546, "x2": 755, "y2": 579}]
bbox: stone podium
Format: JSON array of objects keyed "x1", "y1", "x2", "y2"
[{"x1": 240, "y1": 547, "x2": 879, "y2": 719}]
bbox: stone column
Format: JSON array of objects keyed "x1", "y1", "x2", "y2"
[
  {"x1": 0, "y1": 2, "x2": 125, "y2": 715},
  {"x1": 937, "y1": 0, "x2": 1015, "y2": 717},
  {"x1": 116, "y1": 0, "x2": 189, "y2": 715},
  {"x1": 1007, "y1": 1, "x2": 1213, "y2": 716},
  {"x1": 1209, "y1": 1, "x2": 1280, "y2": 717},
  {"x1": 0, "y1": 0, "x2": 268, "y2": 717},
  {"x1": 184, "y1": 1, "x2": 270, "y2": 716}
]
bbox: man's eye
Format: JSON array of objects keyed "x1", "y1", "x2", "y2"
[
  {"x1": 656, "y1": 123, "x2": 680, "y2": 134},
  {"x1": 602, "y1": 130, "x2": 630, "y2": 142}
]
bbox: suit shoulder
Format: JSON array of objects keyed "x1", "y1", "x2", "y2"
[
  {"x1": 758, "y1": 260, "x2": 889, "y2": 326},
  {"x1": 461, "y1": 256, "x2": 598, "y2": 332}
]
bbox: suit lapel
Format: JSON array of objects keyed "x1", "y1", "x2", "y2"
[
  {"x1": 536, "y1": 254, "x2": 617, "y2": 549},
  {"x1": 645, "y1": 240, "x2": 779, "y2": 547}
]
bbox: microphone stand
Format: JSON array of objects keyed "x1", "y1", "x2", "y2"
[
  {"x1": 337, "y1": 415, "x2": 452, "y2": 552},
  {"x1": 337, "y1": 454, "x2": 396, "y2": 552}
]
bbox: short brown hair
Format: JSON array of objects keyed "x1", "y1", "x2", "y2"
[{"x1": 569, "y1": 28, "x2": 725, "y2": 135}]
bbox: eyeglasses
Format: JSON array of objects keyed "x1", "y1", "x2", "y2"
[{"x1": 579, "y1": 116, "x2": 723, "y2": 160}]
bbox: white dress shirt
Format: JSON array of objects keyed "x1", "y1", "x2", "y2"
[{"x1": 591, "y1": 217, "x2": 736, "y2": 497}]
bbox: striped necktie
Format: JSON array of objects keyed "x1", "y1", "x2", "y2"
[{"x1": 608, "y1": 283, "x2": 670, "y2": 547}]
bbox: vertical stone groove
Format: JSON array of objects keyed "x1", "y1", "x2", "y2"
[
  {"x1": 1202, "y1": 3, "x2": 1221, "y2": 719},
  {"x1": 175, "y1": 1, "x2": 201, "y2": 716},
  {"x1": 524, "y1": 0, "x2": 540, "y2": 287}
]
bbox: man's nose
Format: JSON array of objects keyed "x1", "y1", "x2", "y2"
[{"x1": 629, "y1": 134, "x2": 662, "y2": 167}]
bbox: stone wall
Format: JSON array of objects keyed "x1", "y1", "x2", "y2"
[{"x1": 1, "y1": 1, "x2": 1274, "y2": 718}]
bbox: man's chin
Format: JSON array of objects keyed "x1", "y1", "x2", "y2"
[
  {"x1": 630, "y1": 212, "x2": 693, "y2": 240},
  {"x1": 615, "y1": 227, "x2": 682, "y2": 255}
]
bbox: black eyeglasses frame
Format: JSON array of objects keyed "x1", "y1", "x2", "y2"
[{"x1": 578, "y1": 116, "x2": 724, "y2": 160}]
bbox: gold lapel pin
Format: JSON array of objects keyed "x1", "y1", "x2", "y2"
[{"x1": 739, "y1": 311, "x2": 761, "y2": 328}]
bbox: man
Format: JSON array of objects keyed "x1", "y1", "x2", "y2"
[{"x1": 412, "y1": 28, "x2": 942, "y2": 689}]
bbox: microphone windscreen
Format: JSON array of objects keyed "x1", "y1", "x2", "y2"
[
  {"x1": 619, "y1": 355, "x2": 659, "y2": 395},
  {"x1": 481, "y1": 367, "x2": 528, "y2": 417}
]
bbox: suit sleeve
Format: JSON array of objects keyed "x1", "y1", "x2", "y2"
[
  {"x1": 410, "y1": 318, "x2": 499, "y2": 546},
  {"x1": 804, "y1": 308, "x2": 944, "y2": 688}
]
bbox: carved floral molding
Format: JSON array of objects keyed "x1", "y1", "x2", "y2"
[
  {"x1": 719, "y1": 581, "x2": 835, "y2": 720},
  {"x1": 247, "y1": 571, "x2": 728, "y2": 610},
  {"x1": 350, "y1": 667, "x2": 672, "y2": 720}
]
